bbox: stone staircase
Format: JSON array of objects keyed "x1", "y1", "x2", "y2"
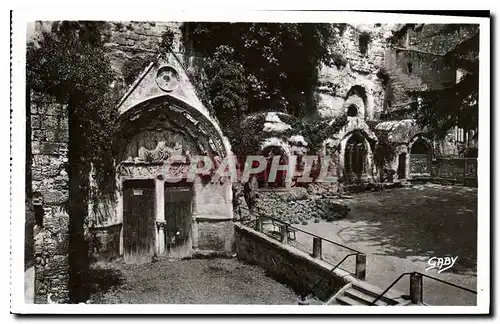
[{"x1": 327, "y1": 281, "x2": 411, "y2": 306}]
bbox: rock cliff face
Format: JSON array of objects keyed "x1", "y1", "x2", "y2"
[{"x1": 316, "y1": 24, "x2": 393, "y2": 121}]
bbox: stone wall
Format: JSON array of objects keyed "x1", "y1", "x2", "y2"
[
  {"x1": 317, "y1": 25, "x2": 390, "y2": 121},
  {"x1": 234, "y1": 223, "x2": 355, "y2": 300},
  {"x1": 88, "y1": 224, "x2": 122, "y2": 262},
  {"x1": 409, "y1": 154, "x2": 429, "y2": 175},
  {"x1": 30, "y1": 92, "x2": 70, "y2": 303},
  {"x1": 102, "y1": 21, "x2": 184, "y2": 92},
  {"x1": 430, "y1": 158, "x2": 477, "y2": 186},
  {"x1": 253, "y1": 187, "x2": 350, "y2": 225},
  {"x1": 406, "y1": 24, "x2": 479, "y2": 55},
  {"x1": 383, "y1": 49, "x2": 455, "y2": 116}
]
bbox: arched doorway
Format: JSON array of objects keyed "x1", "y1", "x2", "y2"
[
  {"x1": 116, "y1": 95, "x2": 231, "y2": 263},
  {"x1": 409, "y1": 137, "x2": 431, "y2": 176},
  {"x1": 344, "y1": 132, "x2": 367, "y2": 182},
  {"x1": 258, "y1": 145, "x2": 288, "y2": 188}
]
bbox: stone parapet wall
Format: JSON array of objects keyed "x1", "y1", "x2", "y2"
[
  {"x1": 194, "y1": 220, "x2": 235, "y2": 252},
  {"x1": 234, "y1": 223, "x2": 355, "y2": 300},
  {"x1": 429, "y1": 158, "x2": 477, "y2": 186}
]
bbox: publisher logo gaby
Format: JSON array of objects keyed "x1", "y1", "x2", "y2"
[{"x1": 425, "y1": 256, "x2": 458, "y2": 274}]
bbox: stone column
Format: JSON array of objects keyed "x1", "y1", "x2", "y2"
[{"x1": 155, "y1": 178, "x2": 165, "y2": 255}]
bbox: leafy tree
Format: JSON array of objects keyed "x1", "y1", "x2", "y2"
[
  {"x1": 27, "y1": 21, "x2": 118, "y2": 302},
  {"x1": 399, "y1": 24, "x2": 480, "y2": 138},
  {"x1": 181, "y1": 22, "x2": 339, "y2": 157},
  {"x1": 204, "y1": 45, "x2": 248, "y2": 143}
]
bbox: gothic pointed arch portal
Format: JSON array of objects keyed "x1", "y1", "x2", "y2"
[
  {"x1": 339, "y1": 130, "x2": 375, "y2": 183},
  {"x1": 115, "y1": 96, "x2": 233, "y2": 263}
]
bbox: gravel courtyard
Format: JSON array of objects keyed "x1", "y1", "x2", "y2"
[
  {"x1": 292, "y1": 183, "x2": 478, "y2": 306},
  {"x1": 88, "y1": 258, "x2": 300, "y2": 304}
]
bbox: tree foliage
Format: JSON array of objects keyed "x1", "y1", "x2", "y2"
[
  {"x1": 27, "y1": 21, "x2": 119, "y2": 200},
  {"x1": 27, "y1": 21, "x2": 118, "y2": 302},
  {"x1": 181, "y1": 22, "x2": 341, "y2": 155}
]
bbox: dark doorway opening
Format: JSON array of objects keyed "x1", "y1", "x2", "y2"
[
  {"x1": 345, "y1": 132, "x2": 366, "y2": 182},
  {"x1": 258, "y1": 146, "x2": 287, "y2": 188},
  {"x1": 398, "y1": 153, "x2": 407, "y2": 179}
]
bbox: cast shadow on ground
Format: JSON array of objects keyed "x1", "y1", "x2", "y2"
[{"x1": 334, "y1": 187, "x2": 477, "y2": 275}]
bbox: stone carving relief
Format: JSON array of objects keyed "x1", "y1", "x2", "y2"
[
  {"x1": 118, "y1": 163, "x2": 163, "y2": 179},
  {"x1": 156, "y1": 66, "x2": 180, "y2": 92},
  {"x1": 125, "y1": 142, "x2": 191, "y2": 164}
]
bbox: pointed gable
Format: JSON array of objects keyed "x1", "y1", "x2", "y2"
[{"x1": 117, "y1": 51, "x2": 210, "y2": 120}]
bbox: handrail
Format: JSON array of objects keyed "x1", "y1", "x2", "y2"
[
  {"x1": 300, "y1": 252, "x2": 359, "y2": 301},
  {"x1": 369, "y1": 272, "x2": 412, "y2": 306},
  {"x1": 369, "y1": 271, "x2": 477, "y2": 306},
  {"x1": 420, "y1": 272, "x2": 477, "y2": 294},
  {"x1": 257, "y1": 213, "x2": 362, "y2": 253}
]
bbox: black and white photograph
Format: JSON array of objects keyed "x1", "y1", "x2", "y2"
[{"x1": 9, "y1": 9, "x2": 490, "y2": 315}]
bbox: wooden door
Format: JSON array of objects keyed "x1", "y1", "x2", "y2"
[
  {"x1": 123, "y1": 180, "x2": 155, "y2": 264},
  {"x1": 164, "y1": 184, "x2": 193, "y2": 257}
]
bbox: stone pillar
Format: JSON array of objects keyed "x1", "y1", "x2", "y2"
[{"x1": 155, "y1": 178, "x2": 165, "y2": 255}]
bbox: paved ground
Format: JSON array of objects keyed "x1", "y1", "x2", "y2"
[
  {"x1": 291, "y1": 183, "x2": 478, "y2": 306},
  {"x1": 88, "y1": 258, "x2": 301, "y2": 304}
]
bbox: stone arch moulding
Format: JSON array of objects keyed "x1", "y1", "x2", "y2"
[
  {"x1": 406, "y1": 134, "x2": 433, "y2": 179},
  {"x1": 117, "y1": 94, "x2": 230, "y2": 158},
  {"x1": 344, "y1": 85, "x2": 369, "y2": 119},
  {"x1": 338, "y1": 130, "x2": 376, "y2": 182},
  {"x1": 114, "y1": 94, "x2": 234, "y2": 261},
  {"x1": 257, "y1": 142, "x2": 293, "y2": 190}
]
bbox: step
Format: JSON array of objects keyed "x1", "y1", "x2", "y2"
[
  {"x1": 344, "y1": 288, "x2": 390, "y2": 306},
  {"x1": 351, "y1": 282, "x2": 401, "y2": 305},
  {"x1": 335, "y1": 294, "x2": 366, "y2": 306}
]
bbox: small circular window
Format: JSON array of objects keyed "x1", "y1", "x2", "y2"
[{"x1": 156, "y1": 66, "x2": 180, "y2": 92}]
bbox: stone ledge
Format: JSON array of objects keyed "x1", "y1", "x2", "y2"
[{"x1": 234, "y1": 223, "x2": 357, "y2": 300}]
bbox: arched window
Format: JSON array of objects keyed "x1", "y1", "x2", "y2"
[{"x1": 347, "y1": 105, "x2": 358, "y2": 117}]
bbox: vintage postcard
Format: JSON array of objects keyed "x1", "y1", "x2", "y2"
[{"x1": 10, "y1": 9, "x2": 490, "y2": 314}]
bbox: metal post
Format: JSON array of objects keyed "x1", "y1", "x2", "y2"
[
  {"x1": 280, "y1": 224, "x2": 288, "y2": 245},
  {"x1": 410, "y1": 272, "x2": 423, "y2": 304},
  {"x1": 255, "y1": 217, "x2": 262, "y2": 232},
  {"x1": 312, "y1": 237, "x2": 322, "y2": 259},
  {"x1": 355, "y1": 253, "x2": 366, "y2": 280}
]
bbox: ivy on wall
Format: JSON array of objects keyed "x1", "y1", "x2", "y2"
[{"x1": 290, "y1": 115, "x2": 349, "y2": 154}]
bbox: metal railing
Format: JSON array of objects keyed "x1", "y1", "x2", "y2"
[
  {"x1": 243, "y1": 213, "x2": 366, "y2": 279},
  {"x1": 369, "y1": 271, "x2": 477, "y2": 306},
  {"x1": 299, "y1": 252, "x2": 358, "y2": 301}
]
